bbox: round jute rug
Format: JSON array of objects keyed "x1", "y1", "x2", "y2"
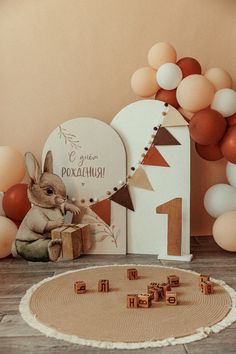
[{"x1": 20, "y1": 265, "x2": 236, "y2": 349}]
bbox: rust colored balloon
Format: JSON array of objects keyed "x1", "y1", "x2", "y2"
[
  {"x1": 220, "y1": 126, "x2": 236, "y2": 163},
  {"x1": 227, "y1": 113, "x2": 236, "y2": 127},
  {"x1": 177, "y1": 57, "x2": 202, "y2": 78},
  {"x1": 189, "y1": 108, "x2": 227, "y2": 145},
  {"x1": 155, "y1": 89, "x2": 179, "y2": 109},
  {"x1": 195, "y1": 142, "x2": 223, "y2": 161},
  {"x1": 2, "y1": 184, "x2": 31, "y2": 222}
]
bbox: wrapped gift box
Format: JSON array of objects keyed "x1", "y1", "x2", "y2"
[{"x1": 51, "y1": 224, "x2": 91, "y2": 260}]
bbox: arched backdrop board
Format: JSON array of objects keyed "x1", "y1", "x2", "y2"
[
  {"x1": 111, "y1": 100, "x2": 191, "y2": 261},
  {"x1": 43, "y1": 118, "x2": 127, "y2": 254}
]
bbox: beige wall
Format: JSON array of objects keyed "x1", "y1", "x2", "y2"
[{"x1": 0, "y1": 0, "x2": 235, "y2": 235}]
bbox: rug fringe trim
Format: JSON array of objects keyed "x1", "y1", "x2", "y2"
[{"x1": 19, "y1": 263, "x2": 236, "y2": 349}]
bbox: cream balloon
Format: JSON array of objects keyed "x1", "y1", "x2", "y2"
[
  {"x1": 226, "y1": 162, "x2": 236, "y2": 188},
  {"x1": 0, "y1": 192, "x2": 5, "y2": 216},
  {"x1": 204, "y1": 183, "x2": 236, "y2": 218},
  {"x1": 176, "y1": 75, "x2": 215, "y2": 112},
  {"x1": 131, "y1": 67, "x2": 159, "y2": 98},
  {"x1": 147, "y1": 42, "x2": 177, "y2": 70},
  {"x1": 211, "y1": 88, "x2": 236, "y2": 117},
  {"x1": 205, "y1": 67, "x2": 233, "y2": 91},
  {"x1": 156, "y1": 63, "x2": 183, "y2": 90},
  {"x1": 213, "y1": 211, "x2": 236, "y2": 252},
  {"x1": 0, "y1": 146, "x2": 26, "y2": 192},
  {"x1": 0, "y1": 216, "x2": 18, "y2": 258}
]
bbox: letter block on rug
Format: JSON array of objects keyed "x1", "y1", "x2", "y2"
[
  {"x1": 166, "y1": 291, "x2": 177, "y2": 305},
  {"x1": 74, "y1": 281, "x2": 86, "y2": 294},
  {"x1": 159, "y1": 283, "x2": 171, "y2": 296},
  {"x1": 199, "y1": 274, "x2": 210, "y2": 286},
  {"x1": 138, "y1": 294, "x2": 152, "y2": 308},
  {"x1": 98, "y1": 279, "x2": 109, "y2": 292},
  {"x1": 167, "y1": 275, "x2": 180, "y2": 287},
  {"x1": 127, "y1": 268, "x2": 138, "y2": 280},
  {"x1": 200, "y1": 281, "x2": 214, "y2": 295},
  {"x1": 147, "y1": 285, "x2": 162, "y2": 302},
  {"x1": 51, "y1": 224, "x2": 91, "y2": 260},
  {"x1": 127, "y1": 294, "x2": 139, "y2": 308}
]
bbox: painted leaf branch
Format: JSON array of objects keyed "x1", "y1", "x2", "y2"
[{"x1": 58, "y1": 126, "x2": 81, "y2": 149}]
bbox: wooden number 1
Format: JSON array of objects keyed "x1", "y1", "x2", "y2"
[{"x1": 156, "y1": 198, "x2": 182, "y2": 256}]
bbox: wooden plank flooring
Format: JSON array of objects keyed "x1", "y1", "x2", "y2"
[{"x1": 0, "y1": 237, "x2": 236, "y2": 354}]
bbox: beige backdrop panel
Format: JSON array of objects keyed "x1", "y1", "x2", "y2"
[{"x1": 0, "y1": 0, "x2": 234, "y2": 236}]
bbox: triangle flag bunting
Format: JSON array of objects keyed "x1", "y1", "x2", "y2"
[
  {"x1": 90, "y1": 199, "x2": 111, "y2": 226},
  {"x1": 161, "y1": 111, "x2": 189, "y2": 127},
  {"x1": 109, "y1": 184, "x2": 134, "y2": 211},
  {"x1": 153, "y1": 127, "x2": 181, "y2": 146},
  {"x1": 142, "y1": 144, "x2": 169, "y2": 167},
  {"x1": 128, "y1": 165, "x2": 154, "y2": 191}
]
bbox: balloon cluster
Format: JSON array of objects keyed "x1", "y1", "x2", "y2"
[
  {"x1": 0, "y1": 146, "x2": 30, "y2": 259},
  {"x1": 204, "y1": 162, "x2": 236, "y2": 252},
  {"x1": 131, "y1": 42, "x2": 236, "y2": 163}
]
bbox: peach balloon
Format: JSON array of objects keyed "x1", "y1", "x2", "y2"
[
  {"x1": 0, "y1": 216, "x2": 18, "y2": 258},
  {"x1": 213, "y1": 211, "x2": 236, "y2": 252},
  {"x1": 205, "y1": 67, "x2": 233, "y2": 91},
  {"x1": 0, "y1": 147, "x2": 26, "y2": 192},
  {"x1": 178, "y1": 107, "x2": 194, "y2": 121},
  {"x1": 176, "y1": 74, "x2": 215, "y2": 112},
  {"x1": 147, "y1": 42, "x2": 177, "y2": 70},
  {"x1": 131, "y1": 67, "x2": 159, "y2": 98}
]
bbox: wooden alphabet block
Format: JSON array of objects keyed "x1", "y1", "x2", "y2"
[
  {"x1": 167, "y1": 274, "x2": 180, "y2": 287},
  {"x1": 74, "y1": 281, "x2": 86, "y2": 294},
  {"x1": 166, "y1": 291, "x2": 177, "y2": 305},
  {"x1": 127, "y1": 294, "x2": 139, "y2": 308},
  {"x1": 138, "y1": 294, "x2": 152, "y2": 308},
  {"x1": 199, "y1": 274, "x2": 210, "y2": 286},
  {"x1": 127, "y1": 268, "x2": 138, "y2": 280},
  {"x1": 159, "y1": 282, "x2": 171, "y2": 296},
  {"x1": 201, "y1": 281, "x2": 214, "y2": 295},
  {"x1": 147, "y1": 286, "x2": 162, "y2": 302},
  {"x1": 98, "y1": 279, "x2": 109, "y2": 292}
]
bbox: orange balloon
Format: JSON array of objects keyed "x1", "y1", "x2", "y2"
[
  {"x1": 155, "y1": 89, "x2": 179, "y2": 109},
  {"x1": 0, "y1": 147, "x2": 26, "y2": 192},
  {"x1": 176, "y1": 75, "x2": 215, "y2": 112},
  {"x1": 227, "y1": 113, "x2": 236, "y2": 127},
  {"x1": 220, "y1": 126, "x2": 236, "y2": 163},
  {"x1": 177, "y1": 57, "x2": 201, "y2": 78},
  {"x1": 131, "y1": 67, "x2": 159, "y2": 98},
  {"x1": 189, "y1": 108, "x2": 226, "y2": 145},
  {"x1": 205, "y1": 68, "x2": 233, "y2": 91},
  {"x1": 213, "y1": 211, "x2": 236, "y2": 252},
  {"x1": 147, "y1": 42, "x2": 177, "y2": 70},
  {"x1": 0, "y1": 216, "x2": 18, "y2": 258},
  {"x1": 195, "y1": 142, "x2": 223, "y2": 161},
  {"x1": 3, "y1": 184, "x2": 31, "y2": 222}
]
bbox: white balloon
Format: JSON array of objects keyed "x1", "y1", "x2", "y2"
[
  {"x1": 156, "y1": 63, "x2": 183, "y2": 90},
  {"x1": 0, "y1": 192, "x2": 5, "y2": 216},
  {"x1": 211, "y1": 88, "x2": 236, "y2": 117},
  {"x1": 204, "y1": 183, "x2": 236, "y2": 218},
  {"x1": 226, "y1": 162, "x2": 236, "y2": 188}
]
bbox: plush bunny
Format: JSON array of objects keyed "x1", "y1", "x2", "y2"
[{"x1": 12, "y1": 151, "x2": 80, "y2": 262}]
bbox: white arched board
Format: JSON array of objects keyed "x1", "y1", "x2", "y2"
[
  {"x1": 111, "y1": 100, "x2": 192, "y2": 261},
  {"x1": 43, "y1": 117, "x2": 127, "y2": 254}
]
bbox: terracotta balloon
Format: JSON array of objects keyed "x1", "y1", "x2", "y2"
[
  {"x1": 213, "y1": 211, "x2": 236, "y2": 252},
  {"x1": 0, "y1": 192, "x2": 5, "y2": 216},
  {"x1": 220, "y1": 126, "x2": 236, "y2": 163},
  {"x1": 176, "y1": 75, "x2": 215, "y2": 112},
  {"x1": 195, "y1": 142, "x2": 223, "y2": 161},
  {"x1": 0, "y1": 146, "x2": 26, "y2": 192},
  {"x1": 147, "y1": 42, "x2": 177, "y2": 70},
  {"x1": 189, "y1": 108, "x2": 226, "y2": 145},
  {"x1": 227, "y1": 113, "x2": 236, "y2": 127},
  {"x1": 177, "y1": 57, "x2": 202, "y2": 78},
  {"x1": 131, "y1": 67, "x2": 159, "y2": 98},
  {"x1": 155, "y1": 89, "x2": 179, "y2": 108},
  {"x1": 0, "y1": 216, "x2": 18, "y2": 258},
  {"x1": 205, "y1": 67, "x2": 233, "y2": 91},
  {"x1": 3, "y1": 184, "x2": 31, "y2": 222}
]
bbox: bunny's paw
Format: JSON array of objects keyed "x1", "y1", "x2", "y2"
[{"x1": 48, "y1": 239, "x2": 62, "y2": 261}]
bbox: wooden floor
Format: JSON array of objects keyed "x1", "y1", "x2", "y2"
[{"x1": 1, "y1": 237, "x2": 236, "y2": 354}]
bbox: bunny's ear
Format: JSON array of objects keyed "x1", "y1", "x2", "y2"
[
  {"x1": 25, "y1": 152, "x2": 41, "y2": 183},
  {"x1": 43, "y1": 151, "x2": 54, "y2": 173}
]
